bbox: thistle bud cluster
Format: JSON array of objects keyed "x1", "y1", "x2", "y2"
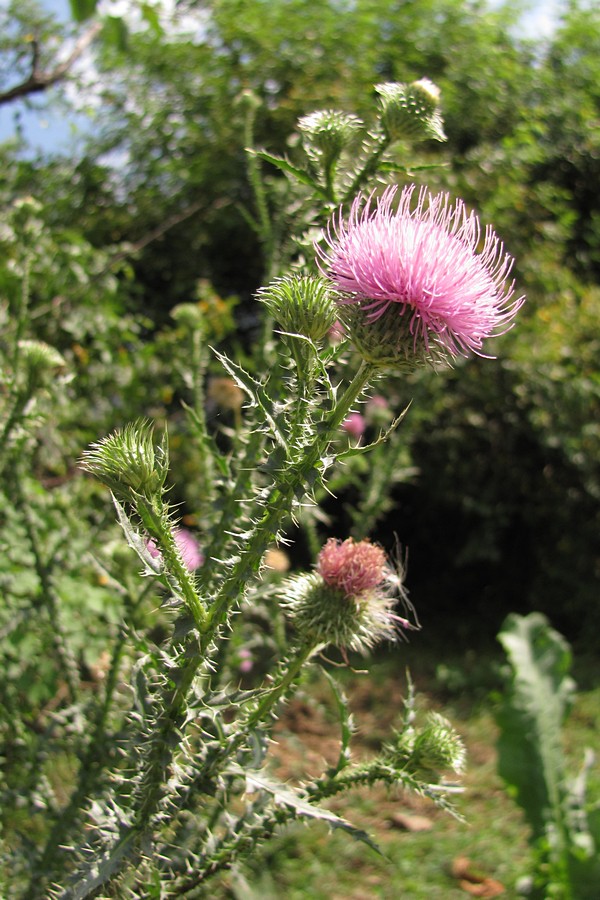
[
  {"x1": 375, "y1": 79, "x2": 446, "y2": 143},
  {"x1": 280, "y1": 537, "x2": 408, "y2": 654},
  {"x1": 170, "y1": 302, "x2": 205, "y2": 330},
  {"x1": 18, "y1": 339, "x2": 66, "y2": 384}
]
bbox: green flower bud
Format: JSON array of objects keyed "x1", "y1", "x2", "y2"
[
  {"x1": 235, "y1": 88, "x2": 262, "y2": 113},
  {"x1": 384, "y1": 712, "x2": 466, "y2": 780},
  {"x1": 18, "y1": 340, "x2": 66, "y2": 378},
  {"x1": 80, "y1": 420, "x2": 169, "y2": 503},
  {"x1": 297, "y1": 110, "x2": 364, "y2": 166},
  {"x1": 375, "y1": 79, "x2": 446, "y2": 142},
  {"x1": 171, "y1": 302, "x2": 205, "y2": 329},
  {"x1": 257, "y1": 274, "x2": 337, "y2": 344}
]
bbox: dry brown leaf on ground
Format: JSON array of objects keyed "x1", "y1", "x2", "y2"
[
  {"x1": 451, "y1": 855, "x2": 505, "y2": 897},
  {"x1": 388, "y1": 812, "x2": 434, "y2": 832}
]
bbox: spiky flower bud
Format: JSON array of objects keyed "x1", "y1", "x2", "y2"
[
  {"x1": 337, "y1": 301, "x2": 445, "y2": 371},
  {"x1": 280, "y1": 538, "x2": 407, "y2": 654},
  {"x1": 80, "y1": 420, "x2": 169, "y2": 502},
  {"x1": 171, "y1": 302, "x2": 205, "y2": 329},
  {"x1": 375, "y1": 79, "x2": 446, "y2": 142},
  {"x1": 257, "y1": 274, "x2": 337, "y2": 344},
  {"x1": 18, "y1": 340, "x2": 66, "y2": 380},
  {"x1": 384, "y1": 712, "x2": 466, "y2": 780},
  {"x1": 297, "y1": 109, "x2": 364, "y2": 166}
]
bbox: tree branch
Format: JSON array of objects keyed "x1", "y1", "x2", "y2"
[{"x1": 0, "y1": 21, "x2": 102, "y2": 107}]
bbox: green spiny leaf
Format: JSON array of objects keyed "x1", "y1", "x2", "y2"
[
  {"x1": 227, "y1": 766, "x2": 384, "y2": 855},
  {"x1": 249, "y1": 150, "x2": 331, "y2": 200},
  {"x1": 212, "y1": 349, "x2": 290, "y2": 454}
]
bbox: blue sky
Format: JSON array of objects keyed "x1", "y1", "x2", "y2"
[
  {"x1": 0, "y1": 0, "x2": 79, "y2": 153},
  {"x1": 0, "y1": 0, "x2": 563, "y2": 156}
]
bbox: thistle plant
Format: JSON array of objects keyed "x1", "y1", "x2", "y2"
[{"x1": 0, "y1": 80, "x2": 524, "y2": 899}]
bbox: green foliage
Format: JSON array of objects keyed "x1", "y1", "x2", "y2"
[
  {"x1": 0, "y1": 0, "x2": 589, "y2": 638},
  {"x1": 1, "y1": 0, "x2": 599, "y2": 893},
  {"x1": 68, "y1": 0, "x2": 98, "y2": 23},
  {"x1": 496, "y1": 613, "x2": 600, "y2": 898}
]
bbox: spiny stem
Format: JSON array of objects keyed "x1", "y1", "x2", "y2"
[
  {"x1": 342, "y1": 135, "x2": 390, "y2": 203},
  {"x1": 244, "y1": 643, "x2": 314, "y2": 729},
  {"x1": 137, "y1": 500, "x2": 209, "y2": 632},
  {"x1": 74, "y1": 360, "x2": 378, "y2": 896}
]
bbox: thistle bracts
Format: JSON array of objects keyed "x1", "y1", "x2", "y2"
[
  {"x1": 375, "y1": 79, "x2": 446, "y2": 143},
  {"x1": 280, "y1": 537, "x2": 414, "y2": 653}
]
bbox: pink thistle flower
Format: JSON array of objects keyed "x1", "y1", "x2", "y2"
[
  {"x1": 367, "y1": 395, "x2": 389, "y2": 411},
  {"x1": 317, "y1": 184, "x2": 524, "y2": 360},
  {"x1": 342, "y1": 412, "x2": 366, "y2": 439},
  {"x1": 147, "y1": 527, "x2": 204, "y2": 571},
  {"x1": 317, "y1": 537, "x2": 387, "y2": 598}
]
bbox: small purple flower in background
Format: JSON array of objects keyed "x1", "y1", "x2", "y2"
[
  {"x1": 342, "y1": 412, "x2": 366, "y2": 439},
  {"x1": 147, "y1": 527, "x2": 204, "y2": 571},
  {"x1": 365, "y1": 394, "x2": 392, "y2": 427},
  {"x1": 327, "y1": 319, "x2": 345, "y2": 345},
  {"x1": 238, "y1": 648, "x2": 254, "y2": 674},
  {"x1": 367, "y1": 395, "x2": 388, "y2": 413},
  {"x1": 318, "y1": 184, "x2": 524, "y2": 360}
]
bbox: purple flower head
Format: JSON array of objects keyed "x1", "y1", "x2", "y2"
[
  {"x1": 317, "y1": 537, "x2": 387, "y2": 599},
  {"x1": 367, "y1": 395, "x2": 389, "y2": 411},
  {"x1": 317, "y1": 184, "x2": 524, "y2": 362},
  {"x1": 147, "y1": 527, "x2": 203, "y2": 571},
  {"x1": 342, "y1": 412, "x2": 366, "y2": 439}
]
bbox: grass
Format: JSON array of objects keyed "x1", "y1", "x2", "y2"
[{"x1": 211, "y1": 634, "x2": 600, "y2": 899}]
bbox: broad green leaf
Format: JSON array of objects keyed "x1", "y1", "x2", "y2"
[
  {"x1": 101, "y1": 16, "x2": 129, "y2": 52},
  {"x1": 496, "y1": 612, "x2": 575, "y2": 842},
  {"x1": 140, "y1": 2, "x2": 163, "y2": 36}
]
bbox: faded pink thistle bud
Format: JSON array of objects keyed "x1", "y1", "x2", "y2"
[
  {"x1": 280, "y1": 537, "x2": 416, "y2": 654},
  {"x1": 366, "y1": 394, "x2": 392, "y2": 427},
  {"x1": 317, "y1": 184, "x2": 524, "y2": 364},
  {"x1": 318, "y1": 537, "x2": 386, "y2": 597}
]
